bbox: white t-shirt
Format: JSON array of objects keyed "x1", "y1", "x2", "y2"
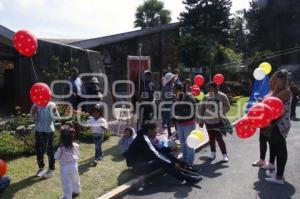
[{"x1": 86, "y1": 116, "x2": 108, "y2": 136}]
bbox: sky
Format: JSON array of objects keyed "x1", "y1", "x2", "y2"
[{"x1": 0, "y1": 0, "x2": 250, "y2": 39}]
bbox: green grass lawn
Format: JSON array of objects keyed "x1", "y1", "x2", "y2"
[
  {"x1": 227, "y1": 97, "x2": 249, "y2": 123},
  {"x1": 3, "y1": 136, "x2": 136, "y2": 199},
  {"x1": 2, "y1": 97, "x2": 249, "y2": 199}
]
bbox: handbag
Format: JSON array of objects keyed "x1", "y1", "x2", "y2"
[
  {"x1": 220, "y1": 117, "x2": 233, "y2": 135},
  {"x1": 260, "y1": 116, "x2": 281, "y2": 138}
]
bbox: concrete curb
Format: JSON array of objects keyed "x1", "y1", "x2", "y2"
[{"x1": 97, "y1": 120, "x2": 239, "y2": 199}]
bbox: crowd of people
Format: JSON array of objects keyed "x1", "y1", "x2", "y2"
[
  {"x1": 1, "y1": 67, "x2": 296, "y2": 198},
  {"x1": 123, "y1": 68, "x2": 296, "y2": 187}
]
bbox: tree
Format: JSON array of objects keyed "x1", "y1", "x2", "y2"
[
  {"x1": 42, "y1": 56, "x2": 79, "y2": 81},
  {"x1": 230, "y1": 10, "x2": 249, "y2": 54},
  {"x1": 134, "y1": 0, "x2": 171, "y2": 29},
  {"x1": 178, "y1": 0, "x2": 233, "y2": 70},
  {"x1": 245, "y1": 0, "x2": 300, "y2": 53},
  {"x1": 179, "y1": 0, "x2": 232, "y2": 44},
  {"x1": 177, "y1": 35, "x2": 218, "y2": 67}
]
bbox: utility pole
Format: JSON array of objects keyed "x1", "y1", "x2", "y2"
[{"x1": 137, "y1": 43, "x2": 142, "y2": 130}]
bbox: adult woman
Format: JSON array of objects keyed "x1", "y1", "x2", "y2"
[
  {"x1": 264, "y1": 70, "x2": 292, "y2": 184},
  {"x1": 199, "y1": 82, "x2": 230, "y2": 162},
  {"x1": 174, "y1": 83, "x2": 196, "y2": 167},
  {"x1": 161, "y1": 72, "x2": 176, "y2": 137}
]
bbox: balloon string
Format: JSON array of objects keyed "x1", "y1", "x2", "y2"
[{"x1": 30, "y1": 58, "x2": 38, "y2": 82}]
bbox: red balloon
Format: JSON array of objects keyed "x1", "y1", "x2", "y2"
[
  {"x1": 13, "y1": 30, "x2": 38, "y2": 57},
  {"x1": 191, "y1": 85, "x2": 200, "y2": 96},
  {"x1": 248, "y1": 103, "x2": 273, "y2": 128},
  {"x1": 0, "y1": 159, "x2": 8, "y2": 177},
  {"x1": 30, "y1": 83, "x2": 51, "y2": 107},
  {"x1": 194, "y1": 75, "x2": 205, "y2": 87},
  {"x1": 236, "y1": 117, "x2": 257, "y2": 139},
  {"x1": 213, "y1": 74, "x2": 224, "y2": 85},
  {"x1": 262, "y1": 96, "x2": 284, "y2": 120}
]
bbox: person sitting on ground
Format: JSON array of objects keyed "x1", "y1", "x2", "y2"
[
  {"x1": 118, "y1": 127, "x2": 136, "y2": 156},
  {"x1": 126, "y1": 122, "x2": 202, "y2": 184},
  {"x1": 0, "y1": 176, "x2": 10, "y2": 195}
]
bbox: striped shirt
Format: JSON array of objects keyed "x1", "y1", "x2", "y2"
[{"x1": 31, "y1": 101, "x2": 60, "y2": 133}]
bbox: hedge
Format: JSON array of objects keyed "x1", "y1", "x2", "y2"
[
  {"x1": 0, "y1": 128, "x2": 113, "y2": 160},
  {"x1": 0, "y1": 105, "x2": 113, "y2": 159}
]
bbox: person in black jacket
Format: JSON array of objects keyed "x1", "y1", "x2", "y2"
[
  {"x1": 173, "y1": 83, "x2": 197, "y2": 166},
  {"x1": 126, "y1": 122, "x2": 202, "y2": 184},
  {"x1": 85, "y1": 77, "x2": 103, "y2": 114},
  {"x1": 139, "y1": 70, "x2": 155, "y2": 124}
]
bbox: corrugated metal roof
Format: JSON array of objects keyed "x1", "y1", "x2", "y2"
[
  {"x1": 1, "y1": 22, "x2": 180, "y2": 50},
  {"x1": 0, "y1": 25, "x2": 15, "y2": 47},
  {"x1": 69, "y1": 22, "x2": 180, "y2": 49},
  {"x1": 40, "y1": 38, "x2": 84, "y2": 44}
]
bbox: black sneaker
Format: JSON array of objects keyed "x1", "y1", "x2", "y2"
[
  {"x1": 72, "y1": 192, "x2": 80, "y2": 198},
  {"x1": 185, "y1": 166, "x2": 201, "y2": 173},
  {"x1": 185, "y1": 175, "x2": 202, "y2": 184}
]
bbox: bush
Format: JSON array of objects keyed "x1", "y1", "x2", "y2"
[
  {"x1": 0, "y1": 105, "x2": 113, "y2": 159},
  {"x1": 0, "y1": 107, "x2": 33, "y2": 132},
  {"x1": 0, "y1": 131, "x2": 60, "y2": 159},
  {"x1": 79, "y1": 128, "x2": 113, "y2": 143}
]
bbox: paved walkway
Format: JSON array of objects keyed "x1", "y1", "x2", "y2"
[{"x1": 123, "y1": 110, "x2": 300, "y2": 199}]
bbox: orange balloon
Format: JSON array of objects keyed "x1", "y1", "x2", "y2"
[{"x1": 0, "y1": 159, "x2": 8, "y2": 177}]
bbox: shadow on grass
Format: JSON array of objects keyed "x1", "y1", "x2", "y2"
[
  {"x1": 253, "y1": 169, "x2": 295, "y2": 199},
  {"x1": 2, "y1": 176, "x2": 44, "y2": 199},
  {"x1": 78, "y1": 157, "x2": 96, "y2": 175},
  {"x1": 103, "y1": 145, "x2": 125, "y2": 162}
]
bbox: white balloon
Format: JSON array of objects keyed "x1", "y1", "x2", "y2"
[
  {"x1": 253, "y1": 68, "x2": 266, "y2": 80},
  {"x1": 186, "y1": 135, "x2": 200, "y2": 149}
]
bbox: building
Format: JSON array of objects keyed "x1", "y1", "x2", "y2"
[
  {"x1": 0, "y1": 23, "x2": 181, "y2": 116},
  {"x1": 0, "y1": 25, "x2": 112, "y2": 116}
]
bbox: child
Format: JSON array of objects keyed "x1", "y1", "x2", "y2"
[
  {"x1": 86, "y1": 104, "x2": 108, "y2": 165},
  {"x1": 118, "y1": 127, "x2": 136, "y2": 156},
  {"x1": 31, "y1": 101, "x2": 60, "y2": 178},
  {"x1": 54, "y1": 124, "x2": 80, "y2": 199}
]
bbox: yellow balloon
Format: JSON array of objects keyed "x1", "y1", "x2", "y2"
[
  {"x1": 195, "y1": 92, "x2": 205, "y2": 101},
  {"x1": 191, "y1": 130, "x2": 205, "y2": 143},
  {"x1": 259, "y1": 62, "x2": 272, "y2": 75}
]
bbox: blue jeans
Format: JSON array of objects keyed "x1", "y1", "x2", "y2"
[
  {"x1": 0, "y1": 176, "x2": 10, "y2": 194},
  {"x1": 177, "y1": 123, "x2": 196, "y2": 166},
  {"x1": 93, "y1": 135, "x2": 104, "y2": 160}
]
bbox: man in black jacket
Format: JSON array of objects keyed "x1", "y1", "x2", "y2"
[
  {"x1": 126, "y1": 123, "x2": 202, "y2": 184},
  {"x1": 139, "y1": 70, "x2": 155, "y2": 124}
]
